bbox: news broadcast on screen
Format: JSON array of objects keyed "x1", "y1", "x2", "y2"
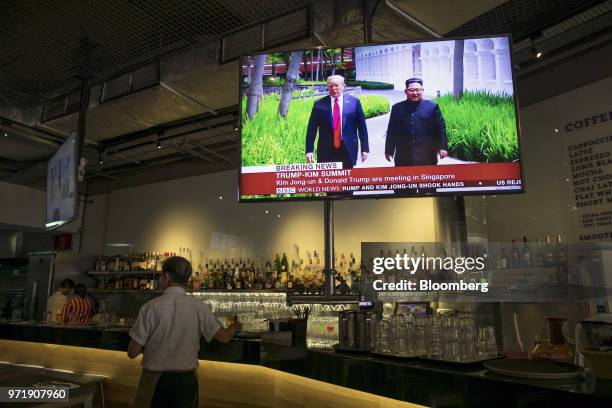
[{"x1": 239, "y1": 35, "x2": 522, "y2": 201}]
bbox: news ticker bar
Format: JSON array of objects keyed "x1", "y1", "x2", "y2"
[
  {"x1": 241, "y1": 162, "x2": 522, "y2": 195},
  {"x1": 272, "y1": 180, "x2": 522, "y2": 195}
]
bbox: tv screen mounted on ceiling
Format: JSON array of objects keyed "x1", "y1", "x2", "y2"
[
  {"x1": 46, "y1": 132, "x2": 78, "y2": 230},
  {"x1": 239, "y1": 35, "x2": 523, "y2": 202}
]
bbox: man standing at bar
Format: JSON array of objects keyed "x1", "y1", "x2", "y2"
[
  {"x1": 305, "y1": 75, "x2": 369, "y2": 169},
  {"x1": 128, "y1": 256, "x2": 241, "y2": 408},
  {"x1": 385, "y1": 78, "x2": 448, "y2": 166}
]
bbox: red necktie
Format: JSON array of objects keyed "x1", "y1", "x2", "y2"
[{"x1": 333, "y1": 97, "x2": 341, "y2": 149}]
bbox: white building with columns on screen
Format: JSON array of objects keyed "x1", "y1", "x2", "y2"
[{"x1": 354, "y1": 37, "x2": 513, "y2": 96}]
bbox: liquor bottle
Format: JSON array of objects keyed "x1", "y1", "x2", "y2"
[
  {"x1": 281, "y1": 253, "x2": 289, "y2": 288},
  {"x1": 510, "y1": 239, "x2": 520, "y2": 269},
  {"x1": 274, "y1": 254, "x2": 282, "y2": 289},
  {"x1": 158, "y1": 251, "x2": 164, "y2": 270},
  {"x1": 543, "y1": 236, "x2": 555, "y2": 267},
  {"x1": 234, "y1": 269, "x2": 242, "y2": 289},
  {"x1": 497, "y1": 244, "x2": 508, "y2": 270},
  {"x1": 202, "y1": 263, "x2": 209, "y2": 289},
  {"x1": 520, "y1": 237, "x2": 532, "y2": 269},
  {"x1": 213, "y1": 267, "x2": 222, "y2": 290},
  {"x1": 534, "y1": 239, "x2": 544, "y2": 267},
  {"x1": 192, "y1": 272, "x2": 201, "y2": 291},
  {"x1": 264, "y1": 259, "x2": 273, "y2": 289},
  {"x1": 555, "y1": 235, "x2": 567, "y2": 267},
  {"x1": 225, "y1": 268, "x2": 234, "y2": 290},
  {"x1": 287, "y1": 270, "x2": 294, "y2": 291}
]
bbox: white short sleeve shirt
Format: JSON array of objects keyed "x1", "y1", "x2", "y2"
[
  {"x1": 45, "y1": 291, "x2": 67, "y2": 322},
  {"x1": 129, "y1": 286, "x2": 222, "y2": 371}
]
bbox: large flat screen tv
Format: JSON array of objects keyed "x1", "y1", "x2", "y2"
[
  {"x1": 45, "y1": 132, "x2": 78, "y2": 229},
  {"x1": 239, "y1": 35, "x2": 522, "y2": 201}
]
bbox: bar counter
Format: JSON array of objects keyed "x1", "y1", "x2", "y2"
[{"x1": 1, "y1": 321, "x2": 611, "y2": 408}]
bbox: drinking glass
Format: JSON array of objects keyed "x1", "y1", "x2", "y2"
[
  {"x1": 428, "y1": 316, "x2": 443, "y2": 358},
  {"x1": 477, "y1": 326, "x2": 497, "y2": 357},
  {"x1": 412, "y1": 315, "x2": 428, "y2": 356}
]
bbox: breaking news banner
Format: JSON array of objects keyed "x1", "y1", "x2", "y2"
[
  {"x1": 358, "y1": 242, "x2": 612, "y2": 304},
  {"x1": 241, "y1": 162, "x2": 522, "y2": 196}
]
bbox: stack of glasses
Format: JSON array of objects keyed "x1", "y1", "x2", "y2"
[{"x1": 374, "y1": 313, "x2": 498, "y2": 361}]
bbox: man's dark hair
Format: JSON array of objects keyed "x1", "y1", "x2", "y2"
[
  {"x1": 406, "y1": 78, "x2": 423, "y2": 87},
  {"x1": 162, "y1": 256, "x2": 192, "y2": 286},
  {"x1": 60, "y1": 279, "x2": 75, "y2": 289},
  {"x1": 74, "y1": 283, "x2": 87, "y2": 298}
]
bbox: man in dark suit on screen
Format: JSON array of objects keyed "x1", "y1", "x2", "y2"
[
  {"x1": 305, "y1": 75, "x2": 369, "y2": 169},
  {"x1": 385, "y1": 78, "x2": 448, "y2": 166}
]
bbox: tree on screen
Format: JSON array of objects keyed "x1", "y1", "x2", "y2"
[
  {"x1": 278, "y1": 51, "x2": 304, "y2": 118},
  {"x1": 324, "y1": 48, "x2": 342, "y2": 76},
  {"x1": 453, "y1": 40, "x2": 464, "y2": 100},
  {"x1": 315, "y1": 49, "x2": 321, "y2": 81},
  {"x1": 246, "y1": 54, "x2": 266, "y2": 119},
  {"x1": 268, "y1": 53, "x2": 284, "y2": 79}
]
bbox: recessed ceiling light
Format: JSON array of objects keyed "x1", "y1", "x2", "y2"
[
  {"x1": 218, "y1": 195, "x2": 223, "y2": 200},
  {"x1": 3, "y1": 133, "x2": 7, "y2": 137},
  {"x1": 277, "y1": 214, "x2": 281, "y2": 218},
  {"x1": 265, "y1": 210, "x2": 269, "y2": 214}
]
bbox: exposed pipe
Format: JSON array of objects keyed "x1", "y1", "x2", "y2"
[
  {"x1": 384, "y1": 0, "x2": 442, "y2": 38},
  {"x1": 168, "y1": 143, "x2": 216, "y2": 163},
  {"x1": 0, "y1": 125, "x2": 61, "y2": 149},
  {"x1": 0, "y1": 116, "x2": 66, "y2": 144},
  {"x1": 85, "y1": 168, "x2": 119, "y2": 180},
  {"x1": 185, "y1": 137, "x2": 232, "y2": 164},
  {"x1": 103, "y1": 150, "x2": 142, "y2": 165},
  {"x1": 97, "y1": 156, "x2": 189, "y2": 176},
  {"x1": 99, "y1": 107, "x2": 236, "y2": 150}
]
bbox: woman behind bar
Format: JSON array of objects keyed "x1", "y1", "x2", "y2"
[{"x1": 61, "y1": 283, "x2": 93, "y2": 325}]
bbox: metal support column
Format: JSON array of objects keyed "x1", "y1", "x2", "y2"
[
  {"x1": 324, "y1": 199, "x2": 335, "y2": 297},
  {"x1": 76, "y1": 78, "x2": 91, "y2": 253}
]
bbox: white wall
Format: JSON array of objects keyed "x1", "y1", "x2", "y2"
[{"x1": 80, "y1": 170, "x2": 436, "y2": 260}]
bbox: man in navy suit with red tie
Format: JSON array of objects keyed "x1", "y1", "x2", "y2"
[{"x1": 305, "y1": 75, "x2": 369, "y2": 169}]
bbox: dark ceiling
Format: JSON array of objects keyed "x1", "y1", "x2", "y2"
[
  {"x1": 0, "y1": 0, "x2": 610, "y2": 194},
  {"x1": 0, "y1": 0, "x2": 314, "y2": 103}
]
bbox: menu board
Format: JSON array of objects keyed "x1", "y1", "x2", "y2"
[
  {"x1": 563, "y1": 105, "x2": 612, "y2": 242},
  {"x1": 46, "y1": 133, "x2": 77, "y2": 229}
]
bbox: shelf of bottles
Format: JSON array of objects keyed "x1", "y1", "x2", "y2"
[
  {"x1": 91, "y1": 250, "x2": 363, "y2": 295},
  {"x1": 492, "y1": 235, "x2": 568, "y2": 271},
  {"x1": 91, "y1": 251, "x2": 166, "y2": 291},
  {"x1": 479, "y1": 235, "x2": 570, "y2": 290}
]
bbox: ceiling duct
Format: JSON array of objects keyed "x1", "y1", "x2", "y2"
[{"x1": 221, "y1": 7, "x2": 311, "y2": 63}]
